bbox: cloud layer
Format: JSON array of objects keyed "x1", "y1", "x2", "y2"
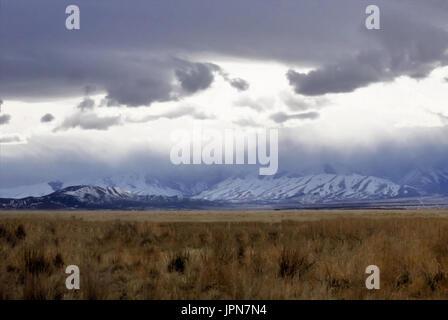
[
  {"x1": 1, "y1": 1, "x2": 447, "y2": 188},
  {"x1": 55, "y1": 112, "x2": 122, "y2": 131},
  {"x1": 41, "y1": 113, "x2": 55, "y2": 123},
  {"x1": 2, "y1": 1, "x2": 447, "y2": 102},
  {"x1": 0, "y1": 114, "x2": 11, "y2": 125}
]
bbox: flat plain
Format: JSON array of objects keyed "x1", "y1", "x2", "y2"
[{"x1": 0, "y1": 209, "x2": 448, "y2": 299}]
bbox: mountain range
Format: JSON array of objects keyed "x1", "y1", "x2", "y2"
[{"x1": 1, "y1": 169, "x2": 448, "y2": 209}]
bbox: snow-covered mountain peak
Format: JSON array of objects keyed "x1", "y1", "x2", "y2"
[
  {"x1": 0, "y1": 170, "x2": 445, "y2": 204},
  {"x1": 194, "y1": 173, "x2": 414, "y2": 203},
  {"x1": 59, "y1": 185, "x2": 134, "y2": 202},
  {"x1": 71, "y1": 173, "x2": 183, "y2": 197}
]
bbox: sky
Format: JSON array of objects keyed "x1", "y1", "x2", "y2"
[{"x1": 1, "y1": 0, "x2": 448, "y2": 188}]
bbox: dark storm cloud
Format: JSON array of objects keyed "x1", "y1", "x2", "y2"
[
  {"x1": 4, "y1": 126, "x2": 448, "y2": 188},
  {"x1": 55, "y1": 112, "x2": 122, "y2": 131},
  {"x1": 2, "y1": 1, "x2": 446, "y2": 102},
  {"x1": 0, "y1": 114, "x2": 11, "y2": 125},
  {"x1": 0, "y1": 49, "x2": 185, "y2": 107},
  {"x1": 287, "y1": 11, "x2": 448, "y2": 95},
  {"x1": 287, "y1": 59, "x2": 380, "y2": 96},
  {"x1": 228, "y1": 78, "x2": 250, "y2": 91},
  {"x1": 40, "y1": 113, "x2": 55, "y2": 123},
  {"x1": 0, "y1": 138, "x2": 245, "y2": 188},
  {"x1": 105, "y1": 70, "x2": 176, "y2": 107},
  {"x1": 0, "y1": 47, "x2": 173, "y2": 106},
  {"x1": 175, "y1": 62, "x2": 216, "y2": 94},
  {"x1": 99, "y1": 97, "x2": 120, "y2": 107},
  {"x1": 215, "y1": 68, "x2": 250, "y2": 91},
  {"x1": 277, "y1": 126, "x2": 448, "y2": 181},
  {"x1": 270, "y1": 111, "x2": 319, "y2": 123},
  {"x1": 1, "y1": 0, "x2": 448, "y2": 188},
  {"x1": 84, "y1": 85, "x2": 96, "y2": 96},
  {"x1": 174, "y1": 61, "x2": 248, "y2": 94},
  {"x1": 77, "y1": 97, "x2": 95, "y2": 110}
]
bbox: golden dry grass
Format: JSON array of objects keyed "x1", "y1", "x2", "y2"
[
  {"x1": 3, "y1": 209, "x2": 448, "y2": 222},
  {"x1": 0, "y1": 210, "x2": 447, "y2": 299}
]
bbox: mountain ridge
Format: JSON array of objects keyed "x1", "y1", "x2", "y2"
[
  {"x1": 1, "y1": 170, "x2": 448, "y2": 209},
  {"x1": 0, "y1": 185, "x2": 211, "y2": 210}
]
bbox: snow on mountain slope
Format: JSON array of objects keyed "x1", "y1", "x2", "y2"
[
  {"x1": 0, "y1": 172, "x2": 422, "y2": 203},
  {"x1": 60, "y1": 185, "x2": 135, "y2": 203},
  {"x1": 72, "y1": 173, "x2": 183, "y2": 197},
  {"x1": 400, "y1": 169, "x2": 448, "y2": 195},
  {"x1": 0, "y1": 184, "x2": 217, "y2": 210},
  {"x1": 0, "y1": 173, "x2": 183, "y2": 199},
  {"x1": 194, "y1": 173, "x2": 415, "y2": 203}
]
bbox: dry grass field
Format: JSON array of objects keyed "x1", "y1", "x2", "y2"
[{"x1": 0, "y1": 209, "x2": 448, "y2": 299}]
